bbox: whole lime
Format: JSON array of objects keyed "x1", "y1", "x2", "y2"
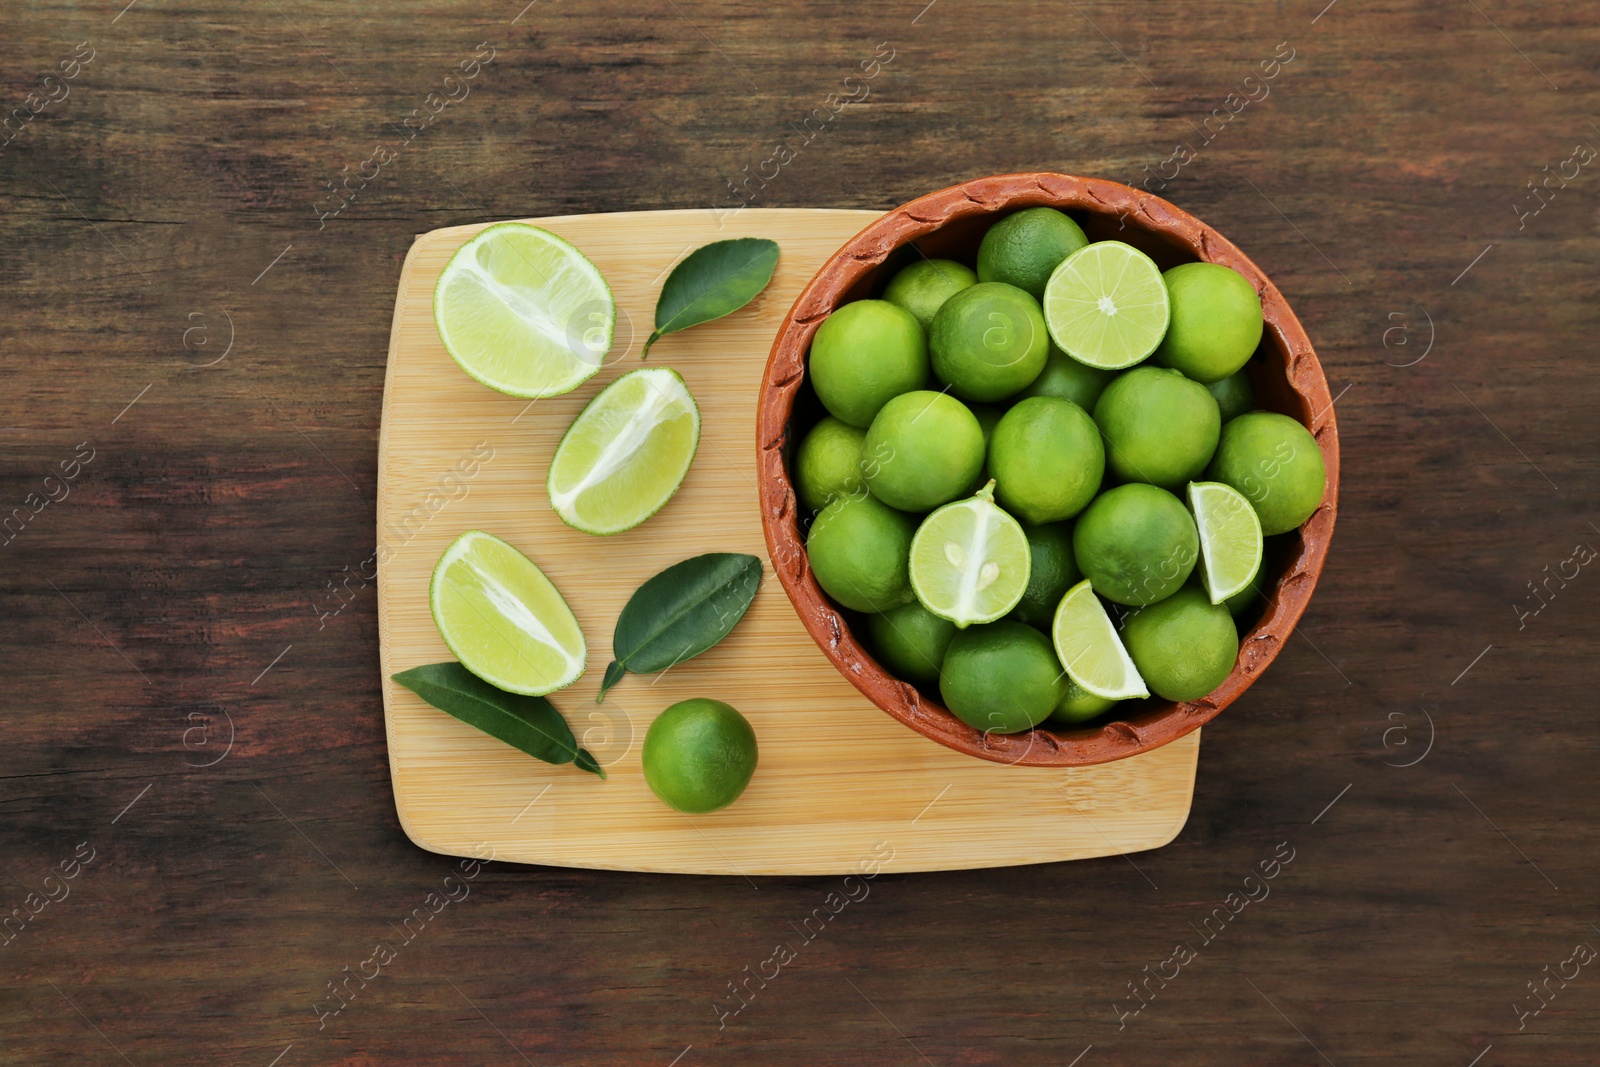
[
  {"x1": 1207, "y1": 369, "x2": 1255, "y2": 423},
  {"x1": 1207, "y1": 411, "x2": 1326, "y2": 535},
  {"x1": 976, "y1": 207, "x2": 1089, "y2": 299},
  {"x1": 862, "y1": 390, "x2": 985, "y2": 512},
  {"x1": 929, "y1": 282, "x2": 1049, "y2": 402},
  {"x1": 884, "y1": 258, "x2": 977, "y2": 332},
  {"x1": 1093, "y1": 366, "x2": 1221, "y2": 489},
  {"x1": 970, "y1": 403, "x2": 1003, "y2": 447},
  {"x1": 794, "y1": 416, "x2": 866, "y2": 513},
  {"x1": 1073, "y1": 483, "x2": 1198, "y2": 606},
  {"x1": 939, "y1": 621, "x2": 1066, "y2": 734},
  {"x1": 989, "y1": 396, "x2": 1104, "y2": 523},
  {"x1": 1021, "y1": 343, "x2": 1116, "y2": 411},
  {"x1": 1122, "y1": 586, "x2": 1238, "y2": 702},
  {"x1": 807, "y1": 493, "x2": 915, "y2": 612},
  {"x1": 1047, "y1": 676, "x2": 1118, "y2": 726},
  {"x1": 1011, "y1": 522, "x2": 1080, "y2": 628},
  {"x1": 866, "y1": 601, "x2": 957, "y2": 685},
  {"x1": 809, "y1": 299, "x2": 928, "y2": 428},
  {"x1": 1153, "y1": 262, "x2": 1263, "y2": 384},
  {"x1": 641, "y1": 698, "x2": 759, "y2": 813}
]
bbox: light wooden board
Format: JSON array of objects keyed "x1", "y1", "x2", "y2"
[{"x1": 377, "y1": 208, "x2": 1198, "y2": 875}]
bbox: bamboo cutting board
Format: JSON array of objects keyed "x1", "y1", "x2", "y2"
[{"x1": 377, "y1": 208, "x2": 1198, "y2": 875}]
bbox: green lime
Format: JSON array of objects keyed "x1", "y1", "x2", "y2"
[
  {"x1": 1187, "y1": 481, "x2": 1263, "y2": 604},
  {"x1": 1073, "y1": 483, "x2": 1198, "y2": 606},
  {"x1": 641, "y1": 698, "x2": 758, "y2": 813},
  {"x1": 1042, "y1": 241, "x2": 1170, "y2": 370},
  {"x1": 794, "y1": 416, "x2": 866, "y2": 513},
  {"x1": 862, "y1": 390, "x2": 985, "y2": 512},
  {"x1": 547, "y1": 367, "x2": 700, "y2": 535},
  {"x1": 976, "y1": 207, "x2": 1090, "y2": 299},
  {"x1": 429, "y1": 530, "x2": 586, "y2": 696},
  {"x1": 939, "y1": 621, "x2": 1066, "y2": 734},
  {"x1": 884, "y1": 258, "x2": 978, "y2": 332},
  {"x1": 866, "y1": 600, "x2": 958, "y2": 686},
  {"x1": 1207, "y1": 369, "x2": 1254, "y2": 423},
  {"x1": 1050, "y1": 578, "x2": 1148, "y2": 700},
  {"x1": 1153, "y1": 262, "x2": 1263, "y2": 384},
  {"x1": 988, "y1": 396, "x2": 1104, "y2": 524},
  {"x1": 1122, "y1": 586, "x2": 1238, "y2": 702},
  {"x1": 1010, "y1": 521, "x2": 1080, "y2": 628},
  {"x1": 928, "y1": 282, "x2": 1049, "y2": 402},
  {"x1": 1021, "y1": 343, "x2": 1117, "y2": 410},
  {"x1": 809, "y1": 299, "x2": 928, "y2": 428},
  {"x1": 909, "y1": 481, "x2": 1031, "y2": 628},
  {"x1": 1092, "y1": 366, "x2": 1221, "y2": 489},
  {"x1": 433, "y1": 222, "x2": 614, "y2": 398},
  {"x1": 1207, "y1": 412, "x2": 1326, "y2": 535},
  {"x1": 806, "y1": 493, "x2": 915, "y2": 612},
  {"x1": 1047, "y1": 676, "x2": 1120, "y2": 726}
]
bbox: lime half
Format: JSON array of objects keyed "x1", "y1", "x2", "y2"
[
  {"x1": 547, "y1": 367, "x2": 700, "y2": 535},
  {"x1": 1051, "y1": 579, "x2": 1149, "y2": 700},
  {"x1": 1187, "y1": 481, "x2": 1264, "y2": 604},
  {"x1": 430, "y1": 530, "x2": 587, "y2": 696},
  {"x1": 909, "y1": 480, "x2": 1031, "y2": 628},
  {"x1": 434, "y1": 222, "x2": 614, "y2": 398},
  {"x1": 1042, "y1": 241, "x2": 1171, "y2": 370}
]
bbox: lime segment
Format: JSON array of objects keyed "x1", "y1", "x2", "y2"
[
  {"x1": 1051, "y1": 578, "x2": 1149, "y2": 700},
  {"x1": 434, "y1": 222, "x2": 614, "y2": 398},
  {"x1": 1042, "y1": 241, "x2": 1171, "y2": 370},
  {"x1": 1187, "y1": 481, "x2": 1264, "y2": 604},
  {"x1": 909, "y1": 481, "x2": 1031, "y2": 628},
  {"x1": 547, "y1": 367, "x2": 700, "y2": 535},
  {"x1": 430, "y1": 530, "x2": 587, "y2": 696}
]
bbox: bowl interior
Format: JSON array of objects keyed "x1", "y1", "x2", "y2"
[{"x1": 763, "y1": 175, "x2": 1336, "y2": 767}]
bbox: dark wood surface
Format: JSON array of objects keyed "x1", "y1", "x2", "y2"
[{"x1": 3, "y1": 2, "x2": 1597, "y2": 1063}]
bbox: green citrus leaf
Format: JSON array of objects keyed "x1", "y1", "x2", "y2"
[
  {"x1": 599, "y1": 553, "x2": 763, "y2": 699},
  {"x1": 392, "y1": 662, "x2": 600, "y2": 775},
  {"x1": 642, "y1": 238, "x2": 779, "y2": 357}
]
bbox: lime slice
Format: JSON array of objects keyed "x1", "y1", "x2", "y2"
[
  {"x1": 433, "y1": 222, "x2": 614, "y2": 398},
  {"x1": 1187, "y1": 480, "x2": 1264, "y2": 604},
  {"x1": 1042, "y1": 241, "x2": 1171, "y2": 370},
  {"x1": 429, "y1": 530, "x2": 587, "y2": 696},
  {"x1": 1051, "y1": 579, "x2": 1149, "y2": 700},
  {"x1": 547, "y1": 367, "x2": 700, "y2": 535},
  {"x1": 909, "y1": 481, "x2": 1031, "y2": 628}
]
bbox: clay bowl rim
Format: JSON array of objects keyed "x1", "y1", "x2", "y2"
[{"x1": 756, "y1": 172, "x2": 1340, "y2": 767}]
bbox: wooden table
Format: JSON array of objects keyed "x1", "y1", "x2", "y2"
[{"x1": 3, "y1": 2, "x2": 1595, "y2": 1063}]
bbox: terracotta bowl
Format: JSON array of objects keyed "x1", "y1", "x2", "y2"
[{"x1": 756, "y1": 173, "x2": 1339, "y2": 767}]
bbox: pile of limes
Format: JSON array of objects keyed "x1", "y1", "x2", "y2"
[{"x1": 796, "y1": 206, "x2": 1326, "y2": 736}]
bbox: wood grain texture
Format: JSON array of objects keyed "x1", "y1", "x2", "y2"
[
  {"x1": 3, "y1": 1, "x2": 1599, "y2": 1065},
  {"x1": 379, "y1": 208, "x2": 1197, "y2": 873}
]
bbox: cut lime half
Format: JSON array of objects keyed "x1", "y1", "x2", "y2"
[
  {"x1": 1051, "y1": 578, "x2": 1149, "y2": 700},
  {"x1": 1187, "y1": 480, "x2": 1264, "y2": 604},
  {"x1": 1042, "y1": 241, "x2": 1171, "y2": 370},
  {"x1": 909, "y1": 480, "x2": 1031, "y2": 628},
  {"x1": 429, "y1": 530, "x2": 587, "y2": 696},
  {"x1": 433, "y1": 222, "x2": 614, "y2": 398},
  {"x1": 547, "y1": 367, "x2": 700, "y2": 535}
]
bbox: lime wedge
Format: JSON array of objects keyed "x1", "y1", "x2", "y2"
[
  {"x1": 433, "y1": 222, "x2": 614, "y2": 398},
  {"x1": 1051, "y1": 579, "x2": 1149, "y2": 700},
  {"x1": 429, "y1": 530, "x2": 587, "y2": 696},
  {"x1": 1187, "y1": 480, "x2": 1264, "y2": 604},
  {"x1": 547, "y1": 367, "x2": 700, "y2": 535},
  {"x1": 909, "y1": 480, "x2": 1031, "y2": 628},
  {"x1": 1042, "y1": 241, "x2": 1171, "y2": 370}
]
